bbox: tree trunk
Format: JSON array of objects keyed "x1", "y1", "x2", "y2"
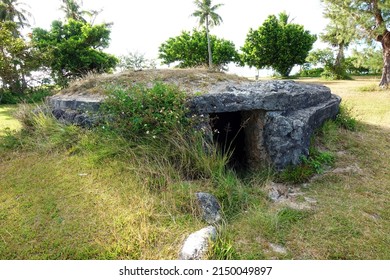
[
  {"x1": 206, "y1": 16, "x2": 213, "y2": 69},
  {"x1": 335, "y1": 42, "x2": 344, "y2": 68},
  {"x1": 379, "y1": 31, "x2": 390, "y2": 87},
  {"x1": 334, "y1": 42, "x2": 346, "y2": 79}
]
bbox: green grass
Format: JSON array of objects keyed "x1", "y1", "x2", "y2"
[
  {"x1": 1, "y1": 77, "x2": 390, "y2": 260},
  {"x1": 0, "y1": 126, "x2": 210, "y2": 259},
  {"x1": 0, "y1": 105, "x2": 21, "y2": 135},
  {"x1": 0, "y1": 150, "x2": 205, "y2": 259}
]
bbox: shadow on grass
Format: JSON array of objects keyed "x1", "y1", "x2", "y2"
[{"x1": 229, "y1": 121, "x2": 390, "y2": 260}]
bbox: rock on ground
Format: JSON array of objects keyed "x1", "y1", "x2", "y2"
[
  {"x1": 179, "y1": 226, "x2": 217, "y2": 260},
  {"x1": 195, "y1": 192, "x2": 222, "y2": 224}
]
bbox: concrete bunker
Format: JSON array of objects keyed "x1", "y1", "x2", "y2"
[{"x1": 48, "y1": 80, "x2": 342, "y2": 170}]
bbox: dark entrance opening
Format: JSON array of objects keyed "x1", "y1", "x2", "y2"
[{"x1": 210, "y1": 112, "x2": 247, "y2": 170}]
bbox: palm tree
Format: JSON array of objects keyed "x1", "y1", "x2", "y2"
[
  {"x1": 0, "y1": 0, "x2": 31, "y2": 28},
  {"x1": 60, "y1": 0, "x2": 87, "y2": 22},
  {"x1": 191, "y1": 0, "x2": 223, "y2": 69},
  {"x1": 60, "y1": 0, "x2": 102, "y2": 24}
]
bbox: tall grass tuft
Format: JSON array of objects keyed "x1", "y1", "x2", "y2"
[
  {"x1": 335, "y1": 104, "x2": 358, "y2": 131},
  {"x1": 13, "y1": 103, "x2": 81, "y2": 152}
]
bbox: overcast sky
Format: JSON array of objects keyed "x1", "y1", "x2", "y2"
[{"x1": 25, "y1": 0, "x2": 329, "y2": 76}]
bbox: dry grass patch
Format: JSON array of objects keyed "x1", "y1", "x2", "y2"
[
  {"x1": 283, "y1": 124, "x2": 390, "y2": 259},
  {"x1": 60, "y1": 68, "x2": 248, "y2": 96},
  {"x1": 301, "y1": 77, "x2": 390, "y2": 128}
]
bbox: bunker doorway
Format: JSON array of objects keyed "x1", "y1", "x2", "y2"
[
  {"x1": 210, "y1": 110, "x2": 268, "y2": 171},
  {"x1": 210, "y1": 112, "x2": 247, "y2": 170}
]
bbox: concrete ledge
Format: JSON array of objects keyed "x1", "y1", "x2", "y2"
[
  {"x1": 48, "y1": 94, "x2": 105, "y2": 111},
  {"x1": 264, "y1": 94, "x2": 341, "y2": 169}
]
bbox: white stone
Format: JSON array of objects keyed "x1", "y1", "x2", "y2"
[{"x1": 179, "y1": 226, "x2": 217, "y2": 260}]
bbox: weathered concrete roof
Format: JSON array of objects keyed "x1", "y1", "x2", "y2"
[
  {"x1": 49, "y1": 80, "x2": 333, "y2": 114},
  {"x1": 190, "y1": 80, "x2": 332, "y2": 113}
]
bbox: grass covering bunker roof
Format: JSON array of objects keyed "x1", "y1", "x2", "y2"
[{"x1": 59, "y1": 68, "x2": 249, "y2": 96}]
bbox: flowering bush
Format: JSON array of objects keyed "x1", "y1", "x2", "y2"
[{"x1": 100, "y1": 82, "x2": 190, "y2": 138}]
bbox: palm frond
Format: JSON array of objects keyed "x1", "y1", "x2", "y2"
[
  {"x1": 191, "y1": 0, "x2": 223, "y2": 28},
  {"x1": 0, "y1": 0, "x2": 31, "y2": 27}
]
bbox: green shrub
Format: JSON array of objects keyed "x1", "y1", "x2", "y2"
[
  {"x1": 335, "y1": 104, "x2": 358, "y2": 131},
  {"x1": 320, "y1": 65, "x2": 352, "y2": 80},
  {"x1": 278, "y1": 149, "x2": 335, "y2": 184},
  {"x1": 23, "y1": 87, "x2": 54, "y2": 103},
  {"x1": 0, "y1": 91, "x2": 20, "y2": 104},
  {"x1": 100, "y1": 82, "x2": 190, "y2": 139},
  {"x1": 0, "y1": 87, "x2": 53, "y2": 105},
  {"x1": 298, "y1": 67, "x2": 324, "y2": 77}
]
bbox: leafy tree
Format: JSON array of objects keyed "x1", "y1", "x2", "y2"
[
  {"x1": 320, "y1": 1, "x2": 357, "y2": 79},
  {"x1": 241, "y1": 12, "x2": 316, "y2": 77},
  {"x1": 0, "y1": 0, "x2": 31, "y2": 29},
  {"x1": 0, "y1": 21, "x2": 40, "y2": 97},
  {"x1": 117, "y1": 51, "x2": 155, "y2": 72},
  {"x1": 0, "y1": 2, "x2": 40, "y2": 101},
  {"x1": 191, "y1": 0, "x2": 223, "y2": 69},
  {"x1": 159, "y1": 29, "x2": 240, "y2": 71},
  {"x1": 31, "y1": 19, "x2": 118, "y2": 87},
  {"x1": 322, "y1": 0, "x2": 390, "y2": 86},
  {"x1": 346, "y1": 47, "x2": 383, "y2": 74},
  {"x1": 306, "y1": 48, "x2": 335, "y2": 68},
  {"x1": 304, "y1": 48, "x2": 348, "y2": 79},
  {"x1": 303, "y1": 48, "x2": 333, "y2": 77}
]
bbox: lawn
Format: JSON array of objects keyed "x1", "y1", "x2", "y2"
[
  {"x1": 0, "y1": 105, "x2": 21, "y2": 135},
  {"x1": 0, "y1": 77, "x2": 389, "y2": 260}
]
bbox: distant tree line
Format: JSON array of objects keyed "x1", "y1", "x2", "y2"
[
  {"x1": 0, "y1": 0, "x2": 118, "y2": 104},
  {"x1": 1, "y1": 0, "x2": 389, "y2": 104},
  {"x1": 302, "y1": 0, "x2": 390, "y2": 84}
]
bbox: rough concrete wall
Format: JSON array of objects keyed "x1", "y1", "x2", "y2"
[
  {"x1": 264, "y1": 95, "x2": 341, "y2": 170},
  {"x1": 241, "y1": 110, "x2": 269, "y2": 170}
]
